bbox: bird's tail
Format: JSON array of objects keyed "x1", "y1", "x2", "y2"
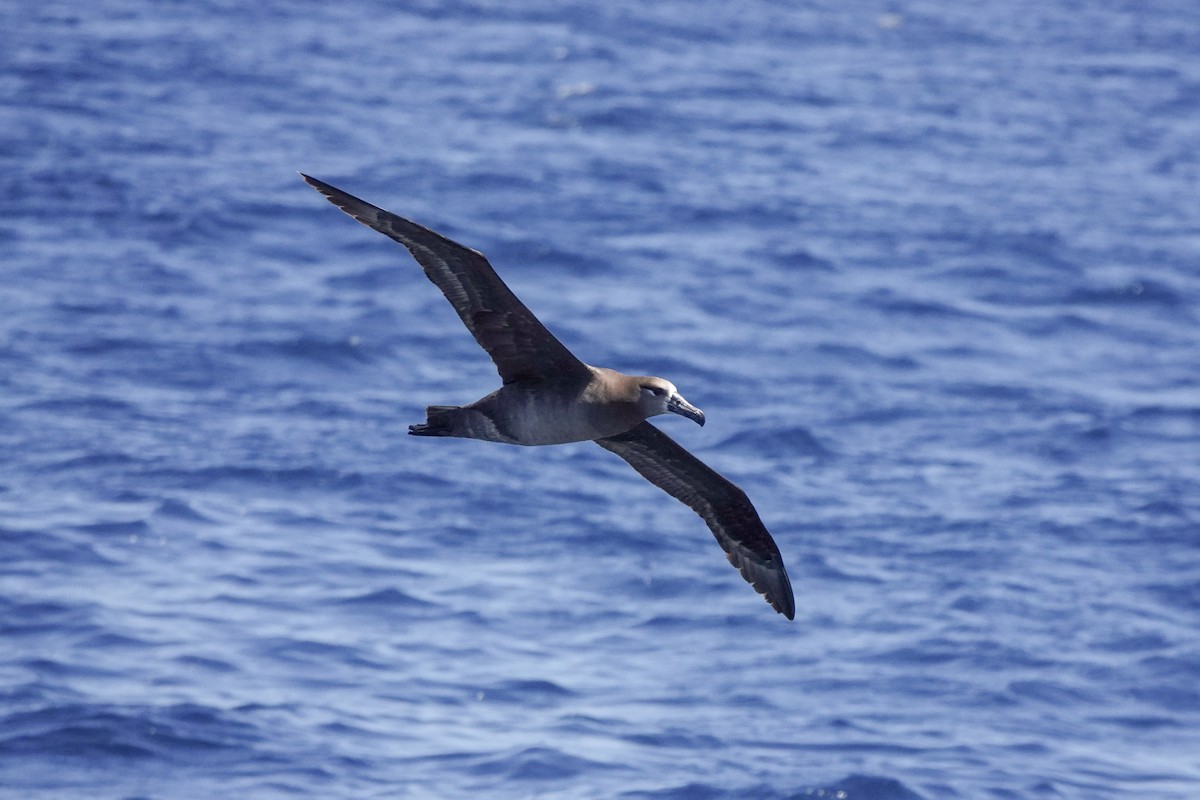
[{"x1": 408, "y1": 405, "x2": 460, "y2": 437}]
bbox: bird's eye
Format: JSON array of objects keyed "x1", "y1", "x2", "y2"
[{"x1": 651, "y1": 387, "x2": 666, "y2": 397}]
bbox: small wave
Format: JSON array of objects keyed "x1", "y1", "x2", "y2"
[
  {"x1": 18, "y1": 395, "x2": 144, "y2": 419},
  {"x1": 70, "y1": 519, "x2": 152, "y2": 539},
  {"x1": 621, "y1": 730, "x2": 723, "y2": 750},
  {"x1": 816, "y1": 343, "x2": 919, "y2": 371},
  {"x1": 333, "y1": 587, "x2": 435, "y2": 610},
  {"x1": 1145, "y1": 582, "x2": 1200, "y2": 613},
  {"x1": 41, "y1": 451, "x2": 141, "y2": 474},
  {"x1": 861, "y1": 290, "x2": 985, "y2": 320},
  {"x1": 717, "y1": 425, "x2": 831, "y2": 459},
  {"x1": 2, "y1": 527, "x2": 119, "y2": 569},
  {"x1": 1008, "y1": 678, "x2": 1099, "y2": 707},
  {"x1": 825, "y1": 774, "x2": 927, "y2": 800},
  {"x1": 148, "y1": 465, "x2": 365, "y2": 493},
  {"x1": 488, "y1": 237, "x2": 615, "y2": 277},
  {"x1": 619, "y1": 781, "x2": 726, "y2": 799},
  {"x1": 1090, "y1": 714, "x2": 1183, "y2": 732},
  {"x1": 152, "y1": 497, "x2": 213, "y2": 523},
  {"x1": 621, "y1": 775, "x2": 926, "y2": 800},
  {"x1": 256, "y1": 637, "x2": 390, "y2": 673},
  {"x1": 0, "y1": 703, "x2": 253, "y2": 761},
  {"x1": 231, "y1": 335, "x2": 375, "y2": 368},
  {"x1": 769, "y1": 246, "x2": 836, "y2": 272},
  {"x1": 476, "y1": 679, "x2": 576, "y2": 709},
  {"x1": 173, "y1": 654, "x2": 239, "y2": 674},
  {"x1": 468, "y1": 746, "x2": 612, "y2": 781},
  {"x1": 1066, "y1": 278, "x2": 1184, "y2": 308},
  {"x1": 1125, "y1": 405, "x2": 1200, "y2": 439}
]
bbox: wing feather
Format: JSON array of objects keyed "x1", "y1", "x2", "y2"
[
  {"x1": 302, "y1": 174, "x2": 588, "y2": 385},
  {"x1": 595, "y1": 422, "x2": 795, "y2": 619}
]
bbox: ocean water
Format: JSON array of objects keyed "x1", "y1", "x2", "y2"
[{"x1": 2, "y1": 1, "x2": 1199, "y2": 798}]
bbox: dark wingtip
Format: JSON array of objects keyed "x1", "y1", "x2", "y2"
[
  {"x1": 741, "y1": 555, "x2": 795, "y2": 620},
  {"x1": 768, "y1": 579, "x2": 796, "y2": 620},
  {"x1": 299, "y1": 174, "x2": 384, "y2": 233},
  {"x1": 780, "y1": 597, "x2": 796, "y2": 621},
  {"x1": 300, "y1": 172, "x2": 335, "y2": 196},
  {"x1": 774, "y1": 564, "x2": 796, "y2": 620},
  {"x1": 730, "y1": 551, "x2": 795, "y2": 620}
]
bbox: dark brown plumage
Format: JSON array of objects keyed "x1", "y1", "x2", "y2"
[{"x1": 302, "y1": 174, "x2": 795, "y2": 619}]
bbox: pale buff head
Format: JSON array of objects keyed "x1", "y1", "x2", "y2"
[{"x1": 635, "y1": 376, "x2": 705, "y2": 426}]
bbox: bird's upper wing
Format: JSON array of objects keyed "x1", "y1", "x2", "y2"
[
  {"x1": 595, "y1": 421, "x2": 795, "y2": 619},
  {"x1": 303, "y1": 174, "x2": 589, "y2": 385}
]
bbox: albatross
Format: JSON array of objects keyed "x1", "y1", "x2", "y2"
[{"x1": 302, "y1": 174, "x2": 795, "y2": 619}]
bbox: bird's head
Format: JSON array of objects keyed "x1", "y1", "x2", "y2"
[{"x1": 637, "y1": 377, "x2": 705, "y2": 426}]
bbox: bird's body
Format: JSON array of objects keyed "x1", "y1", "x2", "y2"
[
  {"x1": 412, "y1": 367, "x2": 682, "y2": 446},
  {"x1": 302, "y1": 174, "x2": 796, "y2": 619}
]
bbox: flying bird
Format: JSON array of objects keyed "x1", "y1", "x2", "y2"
[{"x1": 302, "y1": 174, "x2": 794, "y2": 619}]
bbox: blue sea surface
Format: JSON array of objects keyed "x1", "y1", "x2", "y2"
[{"x1": 3, "y1": 1, "x2": 1200, "y2": 798}]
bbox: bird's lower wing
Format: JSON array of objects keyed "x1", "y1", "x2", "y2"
[{"x1": 595, "y1": 422, "x2": 795, "y2": 619}]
